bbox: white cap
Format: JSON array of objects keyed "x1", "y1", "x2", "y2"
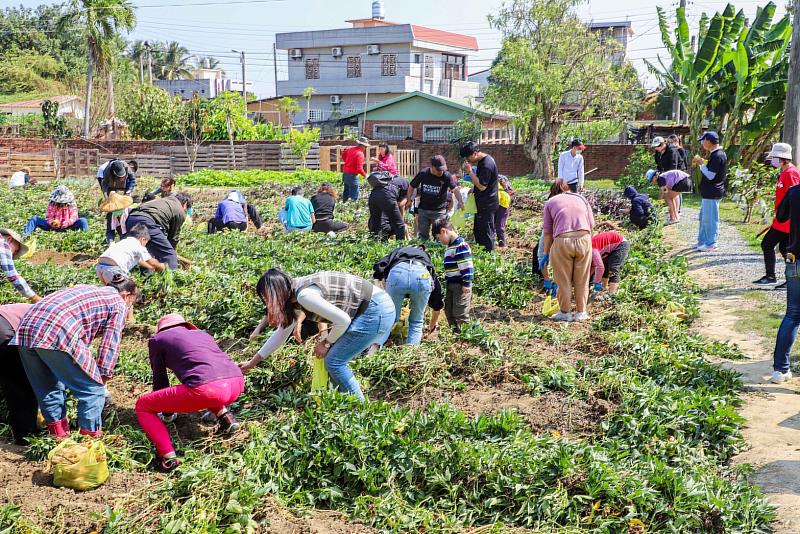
[
  {"x1": 769, "y1": 142, "x2": 793, "y2": 161},
  {"x1": 650, "y1": 136, "x2": 666, "y2": 148}
]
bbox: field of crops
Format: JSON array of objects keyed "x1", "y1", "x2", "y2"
[{"x1": 0, "y1": 171, "x2": 776, "y2": 533}]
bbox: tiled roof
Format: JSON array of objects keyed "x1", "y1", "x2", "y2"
[
  {"x1": 0, "y1": 95, "x2": 81, "y2": 108},
  {"x1": 411, "y1": 25, "x2": 479, "y2": 50}
]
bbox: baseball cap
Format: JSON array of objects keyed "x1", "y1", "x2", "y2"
[
  {"x1": 697, "y1": 131, "x2": 720, "y2": 144},
  {"x1": 431, "y1": 155, "x2": 447, "y2": 171},
  {"x1": 650, "y1": 136, "x2": 666, "y2": 148},
  {"x1": 570, "y1": 139, "x2": 586, "y2": 150}
]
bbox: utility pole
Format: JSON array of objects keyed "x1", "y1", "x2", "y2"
[
  {"x1": 144, "y1": 41, "x2": 153, "y2": 83},
  {"x1": 232, "y1": 49, "x2": 248, "y2": 115},
  {"x1": 138, "y1": 55, "x2": 144, "y2": 84},
  {"x1": 671, "y1": 0, "x2": 687, "y2": 123},
  {"x1": 784, "y1": 0, "x2": 800, "y2": 149},
  {"x1": 273, "y1": 42, "x2": 279, "y2": 97}
]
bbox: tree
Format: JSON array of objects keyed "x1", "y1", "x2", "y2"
[
  {"x1": 278, "y1": 96, "x2": 301, "y2": 126},
  {"x1": 157, "y1": 41, "x2": 193, "y2": 80},
  {"x1": 119, "y1": 84, "x2": 179, "y2": 139},
  {"x1": 204, "y1": 91, "x2": 257, "y2": 141},
  {"x1": 450, "y1": 112, "x2": 483, "y2": 157},
  {"x1": 195, "y1": 55, "x2": 224, "y2": 75},
  {"x1": 484, "y1": 0, "x2": 641, "y2": 178},
  {"x1": 176, "y1": 94, "x2": 207, "y2": 172},
  {"x1": 58, "y1": 0, "x2": 136, "y2": 138},
  {"x1": 302, "y1": 86, "x2": 316, "y2": 124},
  {"x1": 285, "y1": 128, "x2": 320, "y2": 168}
]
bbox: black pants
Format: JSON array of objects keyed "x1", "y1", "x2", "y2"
[
  {"x1": 313, "y1": 219, "x2": 349, "y2": 233},
  {"x1": 208, "y1": 218, "x2": 247, "y2": 234},
  {"x1": 762, "y1": 227, "x2": 790, "y2": 278},
  {"x1": 0, "y1": 319, "x2": 38, "y2": 444},
  {"x1": 368, "y1": 189, "x2": 405, "y2": 240},
  {"x1": 602, "y1": 241, "x2": 631, "y2": 283},
  {"x1": 245, "y1": 204, "x2": 263, "y2": 229},
  {"x1": 474, "y1": 209, "x2": 496, "y2": 252},
  {"x1": 631, "y1": 214, "x2": 649, "y2": 230},
  {"x1": 125, "y1": 214, "x2": 178, "y2": 269},
  {"x1": 568, "y1": 182, "x2": 579, "y2": 193}
]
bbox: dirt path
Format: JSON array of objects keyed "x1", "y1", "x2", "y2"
[{"x1": 665, "y1": 211, "x2": 800, "y2": 533}]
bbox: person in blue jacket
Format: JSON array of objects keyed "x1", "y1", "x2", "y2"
[{"x1": 622, "y1": 186, "x2": 652, "y2": 229}]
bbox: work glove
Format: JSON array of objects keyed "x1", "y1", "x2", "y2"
[
  {"x1": 550, "y1": 283, "x2": 558, "y2": 298},
  {"x1": 543, "y1": 280, "x2": 552, "y2": 291},
  {"x1": 538, "y1": 254, "x2": 549, "y2": 271},
  {"x1": 593, "y1": 282, "x2": 603, "y2": 292}
]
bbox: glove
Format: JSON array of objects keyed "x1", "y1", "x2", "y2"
[
  {"x1": 543, "y1": 280, "x2": 552, "y2": 291},
  {"x1": 538, "y1": 254, "x2": 550, "y2": 271},
  {"x1": 550, "y1": 283, "x2": 558, "y2": 298},
  {"x1": 593, "y1": 282, "x2": 603, "y2": 292}
]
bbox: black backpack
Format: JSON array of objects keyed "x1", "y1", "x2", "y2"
[{"x1": 367, "y1": 170, "x2": 393, "y2": 189}]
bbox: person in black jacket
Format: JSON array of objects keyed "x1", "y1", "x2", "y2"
[
  {"x1": 368, "y1": 172, "x2": 407, "y2": 240},
  {"x1": 372, "y1": 244, "x2": 444, "y2": 346},
  {"x1": 622, "y1": 186, "x2": 652, "y2": 229},
  {"x1": 652, "y1": 136, "x2": 683, "y2": 174},
  {"x1": 667, "y1": 135, "x2": 689, "y2": 171}
]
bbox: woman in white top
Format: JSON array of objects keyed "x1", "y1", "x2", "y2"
[{"x1": 240, "y1": 269, "x2": 395, "y2": 401}]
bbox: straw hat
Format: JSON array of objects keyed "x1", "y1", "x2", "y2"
[
  {"x1": 99, "y1": 192, "x2": 134, "y2": 213},
  {"x1": 155, "y1": 313, "x2": 197, "y2": 333},
  {"x1": 0, "y1": 228, "x2": 29, "y2": 259}
]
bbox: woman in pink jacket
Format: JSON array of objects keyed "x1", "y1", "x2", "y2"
[
  {"x1": 371, "y1": 144, "x2": 399, "y2": 175},
  {"x1": 22, "y1": 185, "x2": 89, "y2": 237}
]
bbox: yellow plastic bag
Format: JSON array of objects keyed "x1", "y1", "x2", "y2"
[
  {"x1": 542, "y1": 295, "x2": 559, "y2": 317},
  {"x1": 464, "y1": 194, "x2": 478, "y2": 214},
  {"x1": 665, "y1": 301, "x2": 688, "y2": 322},
  {"x1": 498, "y1": 190, "x2": 511, "y2": 209},
  {"x1": 48, "y1": 438, "x2": 109, "y2": 491},
  {"x1": 450, "y1": 208, "x2": 467, "y2": 228},
  {"x1": 310, "y1": 356, "x2": 329, "y2": 395}
]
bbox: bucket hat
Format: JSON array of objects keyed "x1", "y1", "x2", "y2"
[
  {"x1": 769, "y1": 142, "x2": 793, "y2": 161},
  {"x1": 156, "y1": 313, "x2": 197, "y2": 333},
  {"x1": 49, "y1": 185, "x2": 75, "y2": 205},
  {"x1": 356, "y1": 137, "x2": 371, "y2": 147}
]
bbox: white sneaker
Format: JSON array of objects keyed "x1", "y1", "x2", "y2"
[
  {"x1": 574, "y1": 311, "x2": 590, "y2": 321},
  {"x1": 770, "y1": 370, "x2": 792, "y2": 384},
  {"x1": 696, "y1": 244, "x2": 709, "y2": 252},
  {"x1": 551, "y1": 312, "x2": 573, "y2": 322}
]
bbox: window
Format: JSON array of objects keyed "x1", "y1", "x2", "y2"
[
  {"x1": 381, "y1": 54, "x2": 397, "y2": 76},
  {"x1": 423, "y1": 125, "x2": 454, "y2": 143},
  {"x1": 423, "y1": 55, "x2": 434, "y2": 78},
  {"x1": 442, "y1": 54, "x2": 465, "y2": 81},
  {"x1": 374, "y1": 124, "x2": 412, "y2": 141},
  {"x1": 347, "y1": 56, "x2": 362, "y2": 78},
  {"x1": 414, "y1": 53, "x2": 422, "y2": 64},
  {"x1": 308, "y1": 109, "x2": 324, "y2": 122},
  {"x1": 305, "y1": 58, "x2": 319, "y2": 79}
]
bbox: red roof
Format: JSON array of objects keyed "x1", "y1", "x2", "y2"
[{"x1": 411, "y1": 25, "x2": 478, "y2": 51}]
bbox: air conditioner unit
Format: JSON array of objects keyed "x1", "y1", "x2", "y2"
[
  {"x1": 289, "y1": 48, "x2": 303, "y2": 59},
  {"x1": 330, "y1": 95, "x2": 341, "y2": 105},
  {"x1": 331, "y1": 47, "x2": 343, "y2": 58},
  {"x1": 367, "y1": 44, "x2": 380, "y2": 55}
]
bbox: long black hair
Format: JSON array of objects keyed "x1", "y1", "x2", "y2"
[
  {"x1": 105, "y1": 274, "x2": 141, "y2": 302},
  {"x1": 255, "y1": 268, "x2": 296, "y2": 328}
]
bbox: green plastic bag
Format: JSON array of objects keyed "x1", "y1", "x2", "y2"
[
  {"x1": 48, "y1": 438, "x2": 109, "y2": 491},
  {"x1": 311, "y1": 356, "x2": 329, "y2": 394},
  {"x1": 464, "y1": 194, "x2": 477, "y2": 214},
  {"x1": 450, "y1": 208, "x2": 467, "y2": 228}
]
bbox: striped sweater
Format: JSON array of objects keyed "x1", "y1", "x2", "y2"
[{"x1": 443, "y1": 236, "x2": 474, "y2": 286}]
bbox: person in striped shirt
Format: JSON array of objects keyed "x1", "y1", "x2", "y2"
[
  {"x1": 433, "y1": 217, "x2": 474, "y2": 331},
  {"x1": 0, "y1": 228, "x2": 41, "y2": 303},
  {"x1": 13, "y1": 277, "x2": 140, "y2": 438}
]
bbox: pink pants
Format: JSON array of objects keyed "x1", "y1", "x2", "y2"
[{"x1": 135, "y1": 376, "x2": 244, "y2": 456}]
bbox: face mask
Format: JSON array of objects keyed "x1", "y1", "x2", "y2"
[
  {"x1": 771, "y1": 158, "x2": 782, "y2": 168},
  {"x1": 575, "y1": 150, "x2": 582, "y2": 155},
  {"x1": 187, "y1": 207, "x2": 194, "y2": 216}
]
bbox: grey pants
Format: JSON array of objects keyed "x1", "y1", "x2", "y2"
[
  {"x1": 417, "y1": 208, "x2": 446, "y2": 240},
  {"x1": 445, "y1": 283, "x2": 471, "y2": 331}
]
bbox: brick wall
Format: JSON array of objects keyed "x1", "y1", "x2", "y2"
[{"x1": 582, "y1": 144, "x2": 642, "y2": 179}]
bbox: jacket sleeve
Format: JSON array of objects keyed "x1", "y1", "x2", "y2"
[
  {"x1": 64, "y1": 205, "x2": 78, "y2": 228},
  {"x1": 45, "y1": 203, "x2": 57, "y2": 225},
  {"x1": 777, "y1": 188, "x2": 794, "y2": 223},
  {"x1": 125, "y1": 172, "x2": 136, "y2": 193},
  {"x1": 428, "y1": 269, "x2": 444, "y2": 311},
  {"x1": 591, "y1": 248, "x2": 604, "y2": 283},
  {"x1": 167, "y1": 207, "x2": 186, "y2": 247},
  {"x1": 148, "y1": 338, "x2": 170, "y2": 391},
  {"x1": 373, "y1": 251, "x2": 393, "y2": 280}
]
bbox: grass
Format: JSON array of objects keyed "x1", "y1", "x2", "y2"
[
  {"x1": 0, "y1": 91, "x2": 60, "y2": 105},
  {"x1": 734, "y1": 290, "x2": 800, "y2": 359}
]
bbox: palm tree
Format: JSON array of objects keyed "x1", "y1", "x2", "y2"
[
  {"x1": 58, "y1": 0, "x2": 136, "y2": 137},
  {"x1": 158, "y1": 41, "x2": 194, "y2": 80},
  {"x1": 129, "y1": 39, "x2": 148, "y2": 82},
  {"x1": 195, "y1": 55, "x2": 225, "y2": 76}
]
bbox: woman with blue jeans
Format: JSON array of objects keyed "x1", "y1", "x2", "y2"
[
  {"x1": 240, "y1": 269, "x2": 394, "y2": 401},
  {"x1": 372, "y1": 245, "x2": 443, "y2": 346}
]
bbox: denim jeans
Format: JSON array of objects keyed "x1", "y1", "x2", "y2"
[
  {"x1": 417, "y1": 208, "x2": 445, "y2": 240},
  {"x1": 23, "y1": 216, "x2": 89, "y2": 237},
  {"x1": 697, "y1": 198, "x2": 721, "y2": 247},
  {"x1": 377, "y1": 261, "x2": 433, "y2": 346},
  {"x1": 18, "y1": 347, "x2": 106, "y2": 432},
  {"x1": 773, "y1": 261, "x2": 800, "y2": 372},
  {"x1": 342, "y1": 173, "x2": 360, "y2": 202},
  {"x1": 325, "y1": 290, "x2": 395, "y2": 401}
]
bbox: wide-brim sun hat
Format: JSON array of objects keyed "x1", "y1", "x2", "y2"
[
  {"x1": 156, "y1": 313, "x2": 197, "y2": 333},
  {"x1": 650, "y1": 136, "x2": 665, "y2": 148},
  {"x1": 769, "y1": 142, "x2": 793, "y2": 160},
  {"x1": 99, "y1": 191, "x2": 134, "y2": 213},
  {"x1": 0, "y1": 228, "x2": 29, "y2": 259},
  {"x1": 50, "y1": 185, "x2": 75, "y2": 205},
  {"x1": 356, "y1": 137, "x2": 371, "y2": 147}
]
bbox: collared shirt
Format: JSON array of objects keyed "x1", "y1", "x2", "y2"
[
  {"x1": 13, "y1": 285, "x2": 127, "y2": 384},
  {"x1": 0, "y1": 239, "x2": 35, "y2": 299},
  {"x1": 557, "y1": 150, "x2": 585, "y2": 188}
]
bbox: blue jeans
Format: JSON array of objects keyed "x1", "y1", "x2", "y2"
[
  {"x1": 325, "y1": 290, "x2": 395, "y2": 401},
  {"x1": 378, "y1": 261, "x2": 433, "y2": 346},
  {"x1": 342, "y1": 173, "x2": 360, "y2": 202},
  {"x1": 23, "y1": 216, "x2": 89, "y2": 236},
  {"x1": 774, "y1": 262, "x2": 800, "y2": 372},
  {"x1": 18, "y1": 347, "x2": 106, "y2": 431},
  {"x1": 697, "y1": 198, "x2": 721, "y2": 247}
]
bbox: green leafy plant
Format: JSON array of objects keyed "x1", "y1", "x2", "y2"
[{"x1": 729, "y1": 162, "x2": 775, "y2": 223}]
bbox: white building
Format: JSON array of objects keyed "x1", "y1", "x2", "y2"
[{"x1": 0, "y1": 95, "x2": 84, "y2": 119}]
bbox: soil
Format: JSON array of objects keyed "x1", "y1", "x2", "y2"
[
  {"x1": 399, "y1": 382, "x2": 613, "y2": 437},
  {"x1": 27, "y1": 250, "x2": 96, "y2": 268}
]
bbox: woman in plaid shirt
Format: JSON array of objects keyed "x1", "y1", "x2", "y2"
[{"x1": 14, "y1": 276, "x2": 139, "y2": 437}]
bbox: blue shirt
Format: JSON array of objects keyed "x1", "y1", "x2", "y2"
[
  {"x1": 285, "y1": 195, "x2": 315, "y2": 229},
  {"x1": 215, "y1": 199, "x2": 246, "y2": 224}
]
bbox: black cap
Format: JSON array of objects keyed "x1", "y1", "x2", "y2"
[
  {"x1": 110, "y1": 160, "x2": 127, "y2": 177},
  {"x1": 569, "y1": 139, "x2": 586, "y2": 149},
  {"x1": 459, "y1": 141, "x2": 478, "y2": 158},
  {"x1": 431, "y1": 155, "x2": 447, "y2": 170}
]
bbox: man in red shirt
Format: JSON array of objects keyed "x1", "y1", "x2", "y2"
[
  {"x1": 755, "y1": 142, "x2": 800, "y2": 288},
  {"x1": 341, "y1": 137, "x2": 370, "y2": 201}
]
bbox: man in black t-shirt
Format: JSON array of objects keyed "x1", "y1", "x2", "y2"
[
  {"x1": 408, "y1": 155, "x2": 461, "y2": 240},
  {"x1": 460, "y1": 141, "x2": 499, "y2": 252},
  {"x1": 692, "y1": 131, "x2": 727, "y2": 252}
]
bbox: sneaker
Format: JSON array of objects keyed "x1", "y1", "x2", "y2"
[
  {"x1": 551, "y1": 312, "x2": 573, "y2": 322},
  {"x1": 696, "y1": 244, "x2": 717, "y2": 252},
  {"x1": 155, "y1": 455, "x2": 180, "y2": 473},
  {"x1": 770, "y1": 370, "x2": 793, "y2": 384},
  {"x1": 217, "y1": 411, "x2": 241, "y2": 434},
  {"x1": 159, "y1": 412, "x2": 177, "y2": 423},
  {"x1": 775, "y1": 281, "x2": 787, "y2": 290},
  {"x1": 199, "y1": 410, "x2": 216, "y2": 424},
  {"x1": 664, "y1": 220, "x2": 678, "y2": 226},
  {"x1": 574, "y1": 311, "x2": 591, "y2": 321},
  {"x1": 753, "y1": 276, "x2": 777, "y2": 285}
]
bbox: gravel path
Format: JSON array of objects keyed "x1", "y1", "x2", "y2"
[{"x1": 671, "y1": 206, "x2": 785, "y2": 303}]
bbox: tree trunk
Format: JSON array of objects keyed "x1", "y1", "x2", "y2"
[
  {"x1": 83, "y1": 52, "x2": 94, "y2": 138},
  {"x1": 107, "y1": 69, "x2": 115, "y2": 137},
  {"x1": 226, "y1": 113, "x2": 236, "y2": 169},
  {"x1": 783, "y1": 0, "x2": 800, "y2": 148},
  {"x1": 524, "y1": 115, "x2": 560, "y2": 179}
]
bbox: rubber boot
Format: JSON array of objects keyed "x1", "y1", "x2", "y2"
[
  {"x1": 46, "y1": 418, "x2": 68, "y2": 438},
  {"x1": 79, "y1": 428, "x2": 102, "y2": 438}
]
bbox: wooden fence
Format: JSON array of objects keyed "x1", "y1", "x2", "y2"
[
  {"x1": 0, "y1": 149, "x2": 57, "y2": 182},
  {"x1": 320, "y1": 145, "x2": 419, "y2": 177}
]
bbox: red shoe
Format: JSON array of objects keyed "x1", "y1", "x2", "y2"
[
  {"x1": 46, "y1": 418, "x2": 69, "y2": 438},
  {"x1": 155, "y1": 455, "x2": 180, "y2": 473},
  {"x1": 79, "y1": 428, "x2": 103, "y2": 438}
]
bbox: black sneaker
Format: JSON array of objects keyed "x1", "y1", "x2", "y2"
[
  {"x1": 217, "y1": 411, "x2": 240, "y2": 434},
  {"x1": 753, "y1": 276, "x2": 777, "y2": 285},
  {"x1": 775, "y1": 281, "x2": 787, "y2": 290},
  {"x1": 155, "y1": 456, "x2": 179, "y2": 473}
]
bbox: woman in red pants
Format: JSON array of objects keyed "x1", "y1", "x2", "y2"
[{"x1": 136, "y1": 313, "x2": 244, "y2": 472}]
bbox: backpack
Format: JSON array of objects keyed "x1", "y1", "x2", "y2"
[{"x1": 367, "y1": 170, "x2": 393, "y2": 189}]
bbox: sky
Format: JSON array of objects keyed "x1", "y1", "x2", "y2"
[{"x1": 1, "y1": 0, "x2": 787, "y2": 98}]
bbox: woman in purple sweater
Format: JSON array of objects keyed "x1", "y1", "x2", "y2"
[{"x1": 136, "y1": 313, "x2": 244, "y2": 472}]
